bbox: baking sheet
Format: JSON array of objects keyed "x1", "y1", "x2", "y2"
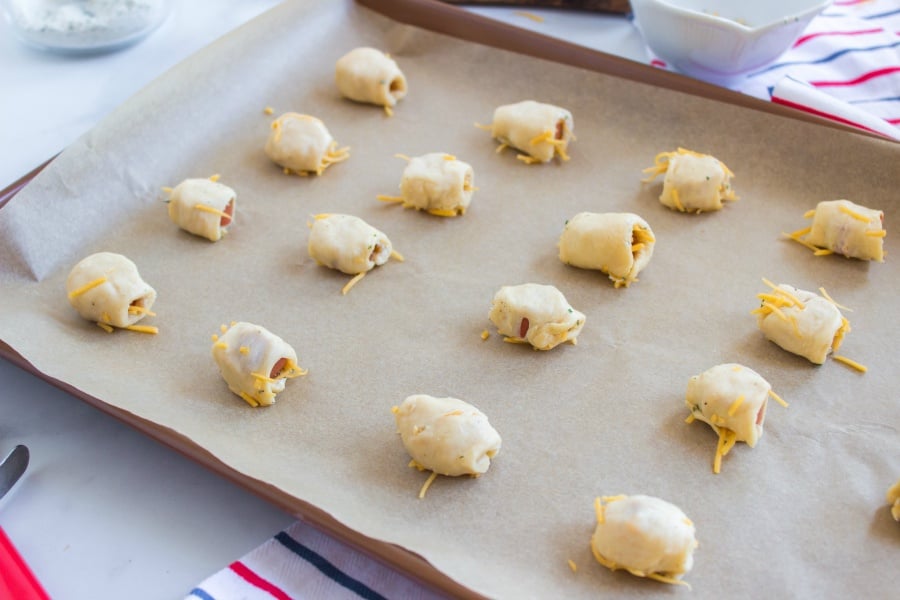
[{"x1": 1, "y1": 1, "x2": 898, "y2": 598}]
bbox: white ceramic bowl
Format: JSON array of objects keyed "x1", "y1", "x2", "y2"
[{"x1": 630, "y1": 0, "x2": 832, "y2": 84}]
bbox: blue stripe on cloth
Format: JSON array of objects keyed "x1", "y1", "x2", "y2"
[
  {"x1": 862, "y1": 7, "x2": 900, "y2": 20},
  {"x1": 274, "y1": 532, "x2": 389, "y2": 600},
  {"x1": 747, "y1": 40, "x2": 900, "y2": 77},
  {"x1": 849, "y1": 95, "x2": 900, "y2": 104},
  {"x1": 186, "y1": 588, "x2": 216, "y2": 600}
]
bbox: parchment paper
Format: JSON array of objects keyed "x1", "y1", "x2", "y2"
[{"x1": 1, "y1": 1, "x2": 898, "y2": 598}]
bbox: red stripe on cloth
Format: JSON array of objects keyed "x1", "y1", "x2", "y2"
[
  {"x1": 793, "y1": 28, "x2": 884, "y2": 48},
  {"x1": 229, "y1": 561, "x2": 293, "y2": 600},
  {"x1": 650, "y1": 59, "x2": 667, "y2": 68},
  {"x1": 887, "y1": 117, "x2": 900, "y2": 124},
  {"x1": 771, "y1": 95, "x2": 893, "y2": 138},
  {"x1": 833, "y1": 0, "x2": 876, "y2": 5},
  {"x1": 811, "y1": 65, "x2": 900, "y2": 87}
]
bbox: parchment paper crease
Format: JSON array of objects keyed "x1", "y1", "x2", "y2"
[{"x1": 1, "y1": 1, "x2": 898, "y2": 598}]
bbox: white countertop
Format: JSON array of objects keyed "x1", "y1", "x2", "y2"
[{"x1": 0, "y1": 3, "x2": 645, "y2": 597}]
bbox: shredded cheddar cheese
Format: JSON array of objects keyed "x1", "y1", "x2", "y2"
[
  {"x1": 832, "y1": 354, "x2": 868, "y2": 372},
  {"x1": 819, "y1": 287, "x2": 852, "y2": 311},
  {"x1": 727, "y1": 395, "x2": 745, "y2": 417},
  {"x1": 712, "y1": 428, "x2": 737, "y2": 474},
  {"x1": 214, "y1": 341, "x2": 228, "y2": 350},
  {"x1": 839, "y1": 204, "x2": 871, "y2": 222},
  {"x1": 193, "y1": 203, "x2": 230, "y2": 220},
  {"x1": 264, "y1": 106, "x2": 274, "y2": 115},
  {"x1": 68, "y1": 276, "x2": 107, "y2": 299},
  {"x1": 239, "y1": 346, "x2": 250, "y2": 355},
  {"x1": 97, "y1": 322, "x2": 114, "y2": 333},
  {"x1": 515, "y1": 10, "x2": 544, "y2": 22},
  {"x1": 239, "y1": 391, "x2": 260, "y2": 408},
  {"x1": 670, "y1": 187, "x2": 685, "y2": 212},
  {"x1": 567, "y1": 559, "x2": 577, "y2": 573},
  {"x1": 480, "y1": 330, "x2": 490, "y2": 341},
  {"x1": 124, "y1": 324, "x2": 158, "y2": 334},
  {"x1": 594, "y1": 497, "x2": 605, "y2": 523},
  {"x1": 418, "y1": 470, "x2": 438, "y2": 499},
  {"x1": 427, "y1": 208, "x2": 458, "y2": 217},
  {"x1": 768, "y1": 389, "x2": 789, "y2": 408},
  {"x1": 341, "y1": 272, "x2": 366, "y2": 295}
]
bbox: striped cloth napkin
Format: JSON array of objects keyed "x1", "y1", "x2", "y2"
[
  {"x1": 185, "y1": 520, "x2": 443, "y2": 600},
  {"x1": 654, "y1": 0, "x2": 900, "y2": 140}
]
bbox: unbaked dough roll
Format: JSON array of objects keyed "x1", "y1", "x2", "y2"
[
  {"x1": 488, "y1": 283, "x2": 585, "y2": 350},
  {"x1": 888, "y1": 479, "x2": 900, "y2": 522},
  {"x1": 335, "y1": 47, "x2": 407, "y2": 114},
  {"x1": 558, "y1": 212, "x2": 655, "y2": 288},
  {"x1": 591, "y1": 494, "x2": 697, "y2": 586},
  {"x1": 487, "y1": 100, "x2": 574, "y2": 164},
  {"x1": 264, "y1": 113, "x2": 349, "y2": 176},
  {"x1": 393, "y1": 394, "x2": 501, "y2": 477},
  {"x1": 686, "y1": 363, "x2": 771, "y2": 448},
  {"x1": 211, "y1": 321, "x2": 306, "y2": 407},
  {"x1": 377, "y1": 153, "x2": 474, "y2": 217},
  {"x1": 643, "y1": 148, "x2": 736, "y2": 212},
  {"x1": 788, "y1": 200, "x2": 885, "y2": 262},
  {"x1": 308, "y1": 213, "x2": 401, "y2": 294},
  {"x1": 166, "y1": 177, "x2": 235, "y2": 242},
  {"x1": 66, "y1": 252, "x2": 157, "y2": 331},
  {"x1": 753, "y1": 282, "x2": 849, "y2": 365}
]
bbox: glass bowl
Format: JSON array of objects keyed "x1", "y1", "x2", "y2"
[{"x1": 1, "y1": 0, "x2": 172, "y2": 55}]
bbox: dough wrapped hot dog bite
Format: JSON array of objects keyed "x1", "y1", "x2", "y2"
[
  {"x1": 377, "y1": 153, "x2": 475, "y2": 217},
  {"x1": 335, "y1": 47, "x2": 407, "y2": 116},
  {"x1": 488, "y1": 283, "x2": 585, "y2": 350},
  {"x1": 66, "y1": 252, "x2": 158, "y2": 334},
  {"x1": 211, "y1": 321, "x2": 306, "y2": 407},
  {"x1": 392, "y1": 394, "x2": 501, "y2": 499},
  {"x1": 558, "y1": 212, "x2": 655, "y2": 288},
  {"x1": 165, "y1": 175, "x2": 235, "y2": 242}
]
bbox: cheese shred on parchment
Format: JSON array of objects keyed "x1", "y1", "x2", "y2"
[{"x1": 418, "y1": 471, "x2": 439, "y2": 499}]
